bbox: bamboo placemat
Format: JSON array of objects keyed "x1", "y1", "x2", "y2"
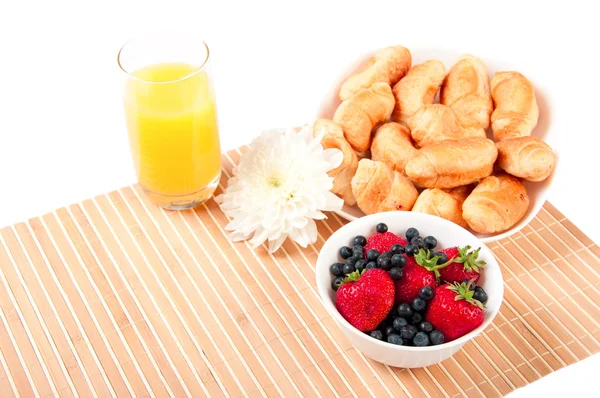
[{"x1": 0, "y1": 149, "x2": 599, "y2": 398}]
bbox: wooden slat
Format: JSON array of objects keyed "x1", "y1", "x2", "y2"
[{"x1": 0, "y1": 148, "x2": 599, "y2": 397}]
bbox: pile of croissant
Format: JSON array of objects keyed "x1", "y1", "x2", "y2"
[{"x1": 314, "y1": 45, "x2": 556, "y2": 234}]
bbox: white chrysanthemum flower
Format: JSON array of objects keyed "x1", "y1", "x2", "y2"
[{"x1": 216, "y1": 125, "x2": 344, "y2": 253}]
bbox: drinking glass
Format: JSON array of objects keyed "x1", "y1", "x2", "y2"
[{"x1": 118, "y1": 34, "x2": 221, "y2": 210}]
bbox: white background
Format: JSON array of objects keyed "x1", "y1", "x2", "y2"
[{"x1": 1, "y1": 0, "x2": 599, "y2": 395}]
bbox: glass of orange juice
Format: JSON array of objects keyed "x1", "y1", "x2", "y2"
[{"x1": 118, "y1": 34, "x2": 221, "y2": 210}]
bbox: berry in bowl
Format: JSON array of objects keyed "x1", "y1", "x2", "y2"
[{"x1": 316, "y1": 211, "x2": 503, "y2": 368}]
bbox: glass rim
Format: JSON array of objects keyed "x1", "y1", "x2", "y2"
[{"x1": 117, "y1": 34, "x2": 210, "y2": 85}]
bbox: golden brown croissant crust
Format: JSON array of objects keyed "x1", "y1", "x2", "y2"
[
  {"x1": 462, "y1": 174, "x2": 529, "y2": 233},
  {"x1": 313, "y1": 119, "x2": 358, "y2": 206},
  {"x1": 325, "y1": 46, "x2": 551, "y2": 236},
  {"x1": 441, "y1": 55, "x2": 493, "y2": 129},
  {"x1": 491, "y1": 71, "x2": 539, "y2": 141},
  {"x1": 392, "y1": 60, "x2": 446, "y2": 123},
  {"x1": 405, "y1": 137, "x2": 498, "y2": 189},
  {"x1": 408, "y1": 104, "x2": 486, "y2": 147},
  {"x1": 340, "y1": 45, "x2": 412, "y2": 101},
  {"x1": 495, "y1": 136, "x2": 556, "y2": 182},
  {"x1": 412, "y1": 187, "x2": 470, "y2": 228},
  {"x1": 371, "y1": 122, "x2": 418, "y2": 174},
  {"x1": 333, "y1": 82, "x2": 395, "y2": 152},
  {"x1": 351, "y1": 159, "x2": 418, "y2": 214}
]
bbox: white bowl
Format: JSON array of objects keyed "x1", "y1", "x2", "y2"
[
  {"x1": 316, "y1": 48, "x2": 558, "y2": 243},
  {"x1": 316, "y1": 211, "x2": 503, "y2": 368}
]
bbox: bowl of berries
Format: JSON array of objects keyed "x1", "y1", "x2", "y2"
[{"x1": 316, "y1": 212, "x2": 503, "y2": 368}]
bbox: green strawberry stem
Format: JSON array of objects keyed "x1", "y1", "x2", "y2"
[
  {"x1": 341, "y1": 269, "x2": 364, "y2": 284},
  {"x1": 414, "y1": 249, "x2": 453, "y2": 279},
  {"x1": 414, "y1": 246, "x2": 487, "y2": 281},
  {"x1": 447, "y1": 280, "x2": 485, "y2": 309},
  {"x1": 454, "y1": 246, "x2": 486, "y2": 273}
]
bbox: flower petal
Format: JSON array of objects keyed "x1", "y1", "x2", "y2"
[
  {"x1": 323, "y1": 148, "x2": 344, "y2": 170},
  {"x1": 289, "y1": 227, "x2": 309, "y2": 248},
  {"x1": 268, "y1": 234, "x2": 288, "y2": 253},
  {"x1": 217, "y1": 124, "x2": 344, "y2": 253}
]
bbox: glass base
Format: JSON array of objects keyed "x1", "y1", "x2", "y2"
[{"x1": 142, "y1": 173, "x2": 221, "y2": 210}]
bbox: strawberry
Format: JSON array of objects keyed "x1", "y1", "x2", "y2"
[
  {"x1": 438, "y1": 246, "x2": 486, "y2": 284},
  {"x1": 425, "y1": 281, "x2": 485, "y2": 342},
  {"x1": 335, "y1": 269, "x2": 395, "y2": 332},
  {"x1": 364, "y1": 232, "x2": 408, "y2": 256},
  {"x1": 394, "y1": 249, "x2": 439, "y2": 304}
]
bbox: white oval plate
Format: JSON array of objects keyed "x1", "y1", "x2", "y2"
[{"x1": 316, "y1": 48, "x2": 558, "y2": 243}]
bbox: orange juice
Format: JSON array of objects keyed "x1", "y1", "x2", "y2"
[{"x1": 123, "y1": 62, "x2": 221, "y2": 207}]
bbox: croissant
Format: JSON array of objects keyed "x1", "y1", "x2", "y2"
[
  {"x1": 355, "y1": 150, "x2": 372, "y2": 160},
  {"x1": 351, "y1": 159, "x2": 418, "y2": 214},
  {"x1": 392, "y1": 60, "x2": 446, "y2": 123},
  {"x1": 333, "y1": 82, "x2": 395, "y2": 152},
  {"x1": 313, "y1": 119, "x2": 358, "y2": 205},
  {"x1": 496, "y1": 136, "x2": 556, "y2": 182},
  {"x1": 462, "y1": 174, "x2": 529, "y2": 233},
  {"x1": 491, "y1": 71, "x2": 539, "y2": 141},
  {"x1": 371, "y1": 122, "x2": 418, "y2": 174},
  {"x1": 408, "y1": 104, "x2": 486, "y2": 147},
  {"x1": 412, "y1": 186, "x2": 471, "y2": 228},
  {"x1": 405, "y1": 137, "x2": 497, "y2": 189},
  {"x1": 441, "y1": 55, "x2": 493, "y2": 129},
  {"x1": 339, "y1": 45, "x2": 412, "y2": 101}
]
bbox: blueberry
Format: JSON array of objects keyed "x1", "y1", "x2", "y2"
[
  {"x1": 473, "y1": 286, "x2": 488, "y2": 303},
  {"x1": 434, "y1": 252, "x2": 448, "y2": 264},
  {"x1": 365, "y1": 261, "x2": 378, "y2": 270},
  {"x1": 400, "y1": 324, "x2": 417, "y2": 340},
  {"x1": 412, "y1": 298, "x2": 427, "y2": 312},
  {"x1": 397, "y1": 303, "x2": 413, "y2": 318},
  {"x1": 331, "y1": 276, "x2": 344, "y2": 291},
  {"x1": 423, "y1": 236, "x2": 438, "y2": 250},
  {"x1": 376, "y1": 223, "x2": 388, "y2": 233},
  {"x1": 391, "y1": 244, "x2": 404, "y2": 254},
  {"x1": 462, "y1": 279, "x2": 476, "y2": 290},
  {"x1": 378, "y1": 319, "x2": 391, "y2": 330},
  {"x1": 384, "y1": 326, "x2": 395, "y2": 336},
  {"x1": 387, "y1": 334, "x2": 403, "y2": 345},
  {"x1": 366, "y1": 249, "x2": 380, "y2": 261},
  {"x1": 413, "y1": 332, "x2": 430, "y2": 347},
  {"x1": 430, "y1": 330, "x2": 445, "y2": 345},
  {"x1": 411, "y1": 312, "x2": 423, "y2": 325},
  {"x1": 411, "y1": 236, "x2": 424, "y2": 249},
  {"x1": 389, "y1": 267, "x2": 403, "y2": 280},
  {"x1": 419, "y1": 286, "x2": 434, "y2": 301},
  {"x1": 402, "y1": 338, "x2": 413, "y2": 346},
  {"x1": 377, "y1": 256, "x2": 392, "y2": 270},
  {"x1": 352, "y1": 244, "x2": 364, "y2": 254},
  {"x1": 339, "y1": 246, "x2": 353, "y2": 259},
  {"x1": 355, "y1": 260, "x2": 366, "y2": 272},
  {"x1": 330, "y1": 262, "x2": 344, "y2": 276},
  {"x1": 391, "y1": 254, "x2": 407, "y2": 268},
  {"x1": 369, "y1": 330, "x2": 384, "y2": 340},
  {"x1": 342, "y1": 263, "x2": 355, "y2": 275},
  {"x1": 393, "y1": 317, "x2": 408, "y2": 330},
  {"x1": 353, "y1": 235, "x2": 367, "y2": 247},
  {"x1": 406, "y1": 227, "x2": 419, "y2": 241},
  {"x1": 419, "y1": 321, "x2": 434, "y2": 333},
  {"x1": 380, "y1": 251, "x2": 392, "y2": 259},
  {"x1": 405, "y1": 244, "x2": 418, "y2": 257}
]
